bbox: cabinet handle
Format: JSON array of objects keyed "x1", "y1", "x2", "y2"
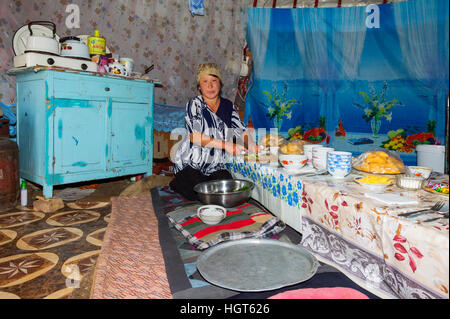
[{"x1": 105, "y1": 87, "x2": 110, "y2": 92}]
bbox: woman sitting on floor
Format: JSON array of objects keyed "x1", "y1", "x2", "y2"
[{"x1": 170, "y1": 63, "x2": 258, "y2": 200}]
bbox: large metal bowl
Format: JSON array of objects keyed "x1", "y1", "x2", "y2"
[{"x1": 193, "y1": 179, "x2": 254, "y2": 208}]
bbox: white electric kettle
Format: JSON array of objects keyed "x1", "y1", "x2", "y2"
[{"x1": 24, "y1": 21, "x2": 60, "y2": 56}]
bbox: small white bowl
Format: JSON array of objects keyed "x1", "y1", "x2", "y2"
[
  {"x1": 354, "y1": 177, "x2": 392, "y2": 193},
  {"x1": 406, "y1": 166, "x2": 432, "y2": 179},
  {"x1": 279, "y1": 154, "x2": 307, "y2": 170},
  {"x1": 197, "y1": 205, "x2": 227, "y2": 225},
  {"x1": 396, "y1": 175, "x2": 424, "y2": 190}
]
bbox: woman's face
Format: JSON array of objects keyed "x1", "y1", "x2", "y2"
[{"x1": 199, "y1": 74, "x2": 221, "y2": 100}]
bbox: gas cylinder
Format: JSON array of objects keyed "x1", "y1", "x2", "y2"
[{"x1": 0, "y1": 137, "x2": 19, "y2": 210}]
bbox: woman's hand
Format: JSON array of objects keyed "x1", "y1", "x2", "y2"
[
  {"x1": 241, "y1": 130, "x2": 259, "y2": 154},
  {"x1": 190, "y1": 133, "x2": 248, "y2": 156},
  {"x1": 224, "y1": 141, "x2": 247, "y2": 156},
  {"x1": 246, "y1": 142, "x2": 259, "y2": 154}
]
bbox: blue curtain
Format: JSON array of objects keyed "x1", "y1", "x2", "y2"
[
  {"x1": 245, "y1": 0, "x2": 449, "y2": 151},
  {"x1": 393, "y1": 0, "x2": 449, "y2": 139}
]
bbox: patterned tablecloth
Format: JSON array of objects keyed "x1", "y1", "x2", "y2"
[{"x1": 227, "y1": 157, "x2": 449, "y2": 299}]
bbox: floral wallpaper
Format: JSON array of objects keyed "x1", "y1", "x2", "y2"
[{"x1": 0, "y1": 0, "x2": 253, "y2": 106}]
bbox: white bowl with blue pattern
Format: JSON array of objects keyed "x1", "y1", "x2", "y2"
[{"x1": 327, "y1": 151, "x2": 352, "y2": 178}]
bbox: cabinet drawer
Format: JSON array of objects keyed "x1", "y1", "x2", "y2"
[{"x1": 53, "y1": 76, "x2": 151, "y2": 103}]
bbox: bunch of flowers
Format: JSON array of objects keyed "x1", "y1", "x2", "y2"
[
  {"x1": 353, "y1": 81, "x2": 403, "y2": 123},
  {"x1": 263, "y1": 82, "x2": 298, "y2": 131}
]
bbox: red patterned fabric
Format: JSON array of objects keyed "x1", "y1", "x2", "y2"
[{"x1": 166, "y1": 202, "x2": 285, "y2": 250}]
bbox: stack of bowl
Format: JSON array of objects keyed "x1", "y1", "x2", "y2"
[
  {"x1": 312, "y1": 147, "x2": 334, "y2": 170},
  {"x1": 327, "y1": 151, "x2": 352, "y2": 178},
  {"x1": 395, "y1": 165, "x2": 432, "y2": 190},
  {"x1": 304, "y1": 144, "x2": 322, "y2": 167}
]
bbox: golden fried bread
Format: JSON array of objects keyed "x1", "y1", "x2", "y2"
[
  {"x1": 355, "y1": 150, "x2": 404, "y2": 174},
  {"x1": 279, "y1": 140, "x2": 309, "y2": 155},
  {"x1": 260, "y1": 133, "x2": 284, "y2": 147}
]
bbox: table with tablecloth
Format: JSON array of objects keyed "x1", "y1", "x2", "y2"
[{"x1": 227, "y1": 157, "x2": 449, "y2": 299}]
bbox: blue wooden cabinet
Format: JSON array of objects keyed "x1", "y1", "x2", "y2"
[{"x1": 10, "y1": 68, "x2": 156, "y2": 198}]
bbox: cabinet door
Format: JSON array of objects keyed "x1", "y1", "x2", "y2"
[
  {"x1": 53, "y1": 99, "x2": 107, "y2": 174},
  {"x1": 110, "y1": 101, "x2": 152, "y2": 169}
]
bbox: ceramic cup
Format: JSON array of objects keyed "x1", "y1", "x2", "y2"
[
  {"x1": 313, "y1": 147, "x2": 334, "y2": 170},
  {"x1": 327, "y1": 151, "x2": 352, "y2": 178},
  {"x1": 108, "y1": 61, "x2": 125, "y2": 75},
  {"x1": 120, "y1": 57, "x2": 134, "y2": 76},
  {"x1": 305, "y1": 144, "x2": 323, "y2": 167}
]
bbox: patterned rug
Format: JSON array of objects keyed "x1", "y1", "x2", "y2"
[{"x1": 0, "y1": 201, "x2": 111, "y2": 299}]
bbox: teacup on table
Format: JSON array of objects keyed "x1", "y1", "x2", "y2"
[{"x1": 327, "y1": 151, "x2": 352, "y2": 178}]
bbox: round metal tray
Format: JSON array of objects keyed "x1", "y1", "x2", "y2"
[{"x1": 196, "y1": 238, "x2": 318, "y2": 292}]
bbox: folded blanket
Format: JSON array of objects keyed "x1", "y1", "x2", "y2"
[{"x1": 166, "y1": 203, "x2": 286, "y2": 250}]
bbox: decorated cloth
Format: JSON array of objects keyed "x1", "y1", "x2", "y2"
[
  {"x1": 166, "y1": 202, "x2": 286, "y2": 250},
  {"x1": 229, "y1": 157, "x2": 449, "y2": 299}
]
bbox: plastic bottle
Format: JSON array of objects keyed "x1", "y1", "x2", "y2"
[{"x1": 20, "y1": 180, "x2": 27, "y2": 207}]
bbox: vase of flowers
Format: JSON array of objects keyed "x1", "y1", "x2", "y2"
[
  {"x1": 370, "y1": 116, "x2": 381, "y2": 137},
  {"x1": 353, "y1": 81, "x2": 403, "y2": 137},
  {"x1": 263, "y1": 82, "x2": 297, "y2": 133}
]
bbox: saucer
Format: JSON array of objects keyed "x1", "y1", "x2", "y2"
[{"x1": 282, "y1": 166, "x2": 317, "y2": 176}]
